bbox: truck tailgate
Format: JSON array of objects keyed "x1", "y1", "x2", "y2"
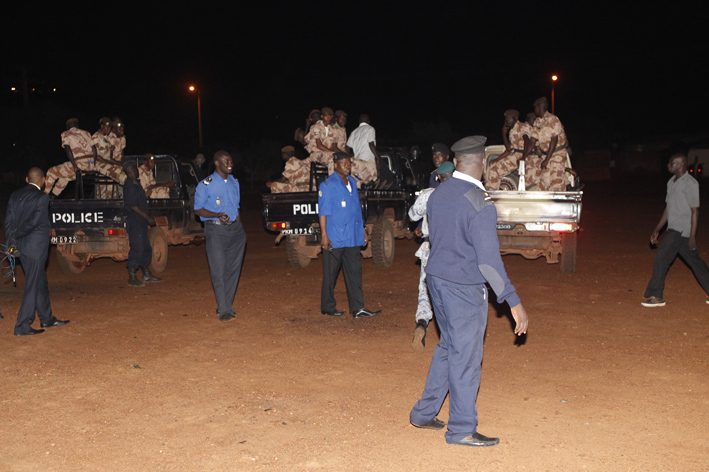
[
  {"x1": 50, "y1": 200, "x2": 125, "y2": 230},
  {"x1": 489, "y1": 190, "x2": 582, "y2": 224}
]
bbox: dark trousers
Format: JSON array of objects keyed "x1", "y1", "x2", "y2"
[
  {"x1": 15, "y1": 252, "x2": 54, "y2": 335},
  {"x1": 644, "y1": 229, "x2": 709, "y2": 298},
  {"x1": 321, "y1": 246, "x2": 364, "y2": 314},
  {"x1": 205, "y1": 222, "x2": 246, "y2": 315},
  {"x1": 410, "y1": 275, "x2": 488, "y2": 444},
  {"x1": 126, "y1": 216, "x2": 152, "y2": 270}
]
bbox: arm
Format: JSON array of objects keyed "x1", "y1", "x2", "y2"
[
  {"x1": 368, "y1": 142, "x2": 381, "y2": 169},
  {"x1": 689, "y1": 207, "x2": 699, "y2": 251},
  {"x1": 502, "y1": 125, "x2": 511, "y2": 151},
  {"x1": 522, "y1": 136, "x2": 536, "y2": 161},
  {"x1": 650, "y1": 207, "x2": 668, "y2": 245},
  {"x1": 316, "y1": 137, "x2": 337, "y2": 153},
  {"x1": 542, "y1": 136, "x2": 558, "y2": 169},
  {"x1": 130, "y1": 206, "x2": 156, "y2": 226},
  {"x1": 510, "y1": 303, "x2": 529, "y2": 335},
  {"x1": 319, "y1": 215, "x2": 330, "y2": 250},
  {"x1": 64, "y1": 146, "x2": 79, "y2": 171}
]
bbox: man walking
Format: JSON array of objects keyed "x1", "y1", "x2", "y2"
[
  {"x1": 642, "y1": 153, "x2": 709, "y2": 306},
  {"x1": 5, "y1": 168, "x2": 70, "y2": 336},
  {"x1": 194, "y1": 151, "x2": 247, "y2": 322},
  {"x1": 319, "y1": 152, "x2": 381, "y2": 319},
  {"x1": 409, "y1": 136, "x2": 528, "y2": 447}
]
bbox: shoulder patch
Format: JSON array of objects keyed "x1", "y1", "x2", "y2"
[
  {"x1": 202, "y1": 177, "x2": 212, "y2": 185},
  {"x1": 318, "y1": 190, "x2": 322, "y2": 197},
  {"x1": 464, "y1": 187, "x2": 492, "y2": 212}
]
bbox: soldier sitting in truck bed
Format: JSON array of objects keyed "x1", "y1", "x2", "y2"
[
  {"x1": 139, "y1": 154, "x2": 175, "y2": 198},
  {"x1": 269, "y1": 146, "x2": 311, "y2": 193}
]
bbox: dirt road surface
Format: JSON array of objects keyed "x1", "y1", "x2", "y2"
[{"x1": 1, "y1": 180, "x2": 708, "y2": 471}]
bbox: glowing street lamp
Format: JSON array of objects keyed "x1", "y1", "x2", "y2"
[
  {"x1": 188, "y1": 85, "x2": 203, "y2": 148},
  {"x1": 551, "y1": 75, "x2": 558, "y2": 114}
]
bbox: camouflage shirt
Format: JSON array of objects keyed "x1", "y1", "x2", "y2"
[
  {"x1": 92, "y1": 131, "x2": 112, "y2": 161},
  {"x1": 304, "y1": 120, "x2": 334, "y2": 154},
  {"x1": 332, "y1": 125, "x2": 347, "y2": 152},
  {"x1": 509, "y1": 121, "x2": 533, "y2": 151},
  {"x1": 108, "y1": 132, "x2": 126, "y2": 162},
  {"x1": 532, "y1": 111, "x2": 568, "y2": 153},
  {"x1": 61, "y1": 127, "x2": 94, "y2": 159}
]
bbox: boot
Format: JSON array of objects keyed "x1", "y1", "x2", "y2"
[
  {"x1": 141, "y1": 266, "x2": 163, "y2": 283},
  {"x1": 128, "y1": 269, "x2": 144, "y2": 287}
]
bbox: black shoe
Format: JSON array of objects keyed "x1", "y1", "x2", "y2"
[
  {"x1": 41, "y1": 319, "x2": 70, "y2": 329},
  {"x1": 128, "y1": 269, "x2": 144, "y2": 287},
  {"x1": 141, "y1": 266, "x2": 163, "y2": 283},
  {"x1": 453, "y1": 433, "x2": 500, "y2": 447},
  {"x1": 412, "y1": 320, "x2": 428, "y2": 352},
  {"x1": 321, "y1": 310, "x2": 345, "y2": 316},
  {"x1": 15, "y1": 328, "x2": 45, "y2": 336},
  {"x1": 218, "y1": 313, "x2": 236, "y2": 322},
  {"x1": 352, "y1": 308, "x2": 381, "y2": 318},
  {"x1": 411, "y1": 417, "x2": 446, "y2": 430}
]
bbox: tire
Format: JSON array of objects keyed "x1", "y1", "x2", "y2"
[
  {"x1": 56, "y1": 247, "x2": 86, "y2": 275},
  {"x1": 286, "y1": 235, "x2": 311, "y2": 268},
  {"x1": 371, "y1": 218, "x2": 395, "y2": 268},
  {"x1": 560, "y1": 231, "x2": 577, "y2": 274},
  {"x1": 499, "y1": 174, "x2": 519, "y2": 191},
  {"x1": 149, "y1": 228, "x2": 168, "y2": 273}
]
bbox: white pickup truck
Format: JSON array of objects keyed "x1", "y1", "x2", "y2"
[{"x1": 484, "y1": 145, "x2": 583, "y2": 274}]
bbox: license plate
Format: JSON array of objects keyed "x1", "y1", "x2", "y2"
[
  {"x1": 51, "y1": 236, "x2": 77, "y2": 244},
  {"x1": 496, "y1": 223, "x2": 513, "y2": 230},
  {"x1": 281, "y1": 227, "x2": 316, "y2": 235}
]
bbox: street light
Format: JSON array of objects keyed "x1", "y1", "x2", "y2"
[
  {"x1": 551, "y1": 75, "x2": 558, "y2": 115},
  {"x1": 188, "y1": 85, "x2": 203, "y2": 148}
]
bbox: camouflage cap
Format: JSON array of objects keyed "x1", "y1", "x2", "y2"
[
  {"x1": 436, "y1": 161, "x2": 455, "y2": 175},
  {"x1": 504, "y1": 109, "x2": 520, "y2": 118},
  {"x1": 533, "y1": 96, "x2": 548, "y2": 106},
  {"x1": 321, "y1": 107, "x2": 334, "y2": 116},
  {"x1": 281, "y1": 145, "x2": 295, "y2": 153},
  {"x1": 450, "y1": 136, "x2": 487, "y2": 155},
  {"x1": 333, "y1": 151, "x2": 351, "y2": 161},
  {"x1": 335, "y1": 110, "x2": 347, "y2": 117}
]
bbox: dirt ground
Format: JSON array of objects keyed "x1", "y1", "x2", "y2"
[{"x1": 1, "y1": 178, "x2": 708, "y2": 472}]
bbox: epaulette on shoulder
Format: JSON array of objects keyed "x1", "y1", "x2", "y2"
[
  {"x1": 464, "y1": 187, "x2": 493, "y2": 211},
  {"x1": 202, "y1": 177, "x2": 212, "y2": 185},
  {"x1": 323, "y1": 180, "x2": 330, "y2": 185}
]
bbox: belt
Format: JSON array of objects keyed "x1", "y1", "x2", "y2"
[{"x1": 205, "y1": 219, "x2": 236, "y2": 226}]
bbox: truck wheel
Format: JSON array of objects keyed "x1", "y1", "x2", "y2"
[
  {"x1": 371, "y1": 218, "x2": 395, "y2": 268},
  {"x1": 149, "y1": 228, "x2": 168, "y2": 273},
  {"x1": 56, "y1": 248, "x2": 86, "y2": 275},
  {"x1": 560, "y1": 231, "x2": 577, "y2": 274},
  {"x1": 286, "y1": 235, "x2": 311, "y2": 268}
]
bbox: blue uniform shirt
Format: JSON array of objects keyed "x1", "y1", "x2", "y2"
[
  {"x1": 123, "y1": 177, "x2": 148, "y2": 217},
  {"x1": 318, "y1": 172, "x2": 365, "y2": 248},
  {"x1": 194, "y1": 172, "x2": 241, "y2": 222}
]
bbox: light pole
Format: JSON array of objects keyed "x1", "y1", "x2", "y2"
[
  {"x1": 189, "y1": 85, "x2": 203, "y2": 148},
  {"x1": 551, "y1": 75, "x2": 558, "y2": 115}
]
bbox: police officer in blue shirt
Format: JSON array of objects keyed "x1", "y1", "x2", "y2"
[
  {"x1": 194, "y1": 150, "x2": 246, "y2": 323},
  {"x1": 319, "y1": 152, "x2": 381, "y2": 318},
  {"x1": 409, "y1": 136, "x2": 528, "y2": 447}
]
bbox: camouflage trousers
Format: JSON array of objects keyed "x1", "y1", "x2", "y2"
[
  {"x1": 415, "y1": 241, "x2": 433, "y2": 324},
  {"x1": 540, "y1": 153, "x2": 567, "y2": 191},
  {"x1": 524, "y1": 156, "x2": 543, "y2": 190},
  {"x1": 351, "y1": 158, "x2": 377, "y2": 188},
  {"x1": 45, "y1": 158, "x2": 94, "y2": 196},
  {"x1": 95, "y1": 161, "x2": 126, "y2": 198},
  {"x1": 271, "y1": 156, "x2": 312, "y2": 193},
  {"x1": 271, "y1": 181, "x2": 310, "y2": 193},
  {"x1": 485, "y1": 151, "x2": 519, "y2": 190},
  {"x1": 309, "y1": 151, "x2": 334, "y2": 175}
]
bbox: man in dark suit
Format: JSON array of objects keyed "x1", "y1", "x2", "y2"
[{"x1": 5, "y1": 168, "x2": 70, "y2": 336}]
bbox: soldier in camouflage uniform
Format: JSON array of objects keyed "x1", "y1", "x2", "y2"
[
  {"x1": 92, "y1": 117, "x2": 125, "y2": 198},
  {"x1": 485, "y1": 110, "x2": 533, "y2": 191},
  {"x1": 332, "y1": 110, "x2": 348, "y2": 153},
  {"x1": 305, "y1": 107, "x2": 338, "y2": 174},
  {"x1": 269, "y1": 146, "x2": 311, "y2": 193},
  {"x1": 139, "y1": 154, "x2": 174, "y2": 198},
  {"x1": 45, "y1": 118, "x2": 98, "y2": 196},
  {"x1": 528, "y1": 97, "x2": 569, "y2": 191},
  {"x1": 96, "y1": 118, "x2": 128, "y2": 187}
]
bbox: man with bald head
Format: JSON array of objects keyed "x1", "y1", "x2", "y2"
[
  {"x1": 642, "y1": 153, "x2": 709, "y2": 306},
  {"x1": 5, "y1": 168, "x2": 70, "y2": 336},
  {"x1": 194, "y1": 150, "x2": 247, "y2": 322},
  {"x1": 410, "y1": 136, "x2": 528, "y2": 447}
]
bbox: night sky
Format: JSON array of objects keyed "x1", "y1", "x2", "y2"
[{"x1": 2, "y1": 2, "x2": 706, "y2": 166}]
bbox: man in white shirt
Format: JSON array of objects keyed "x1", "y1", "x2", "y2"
[{"x1": 346, "y1": 114, "x2": 381, "y2": 187}]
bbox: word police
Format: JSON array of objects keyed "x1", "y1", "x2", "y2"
[
  {"x1": 293, "y1": 203, "x2": 318, "y2": 215},
  {"x1": 52, "y1": 211, "x2": 104, "y2": 224}
]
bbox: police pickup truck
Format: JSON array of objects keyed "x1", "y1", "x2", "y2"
[
  {"x1": 49, "y1": 155, "x2": 204, "y2": 274},
  {"x1": 484, "y1": 144, "x2": 583, "y2": 273},
  {"x1": 262, "y1": 147, "x2": 424, "y2": 268}
]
